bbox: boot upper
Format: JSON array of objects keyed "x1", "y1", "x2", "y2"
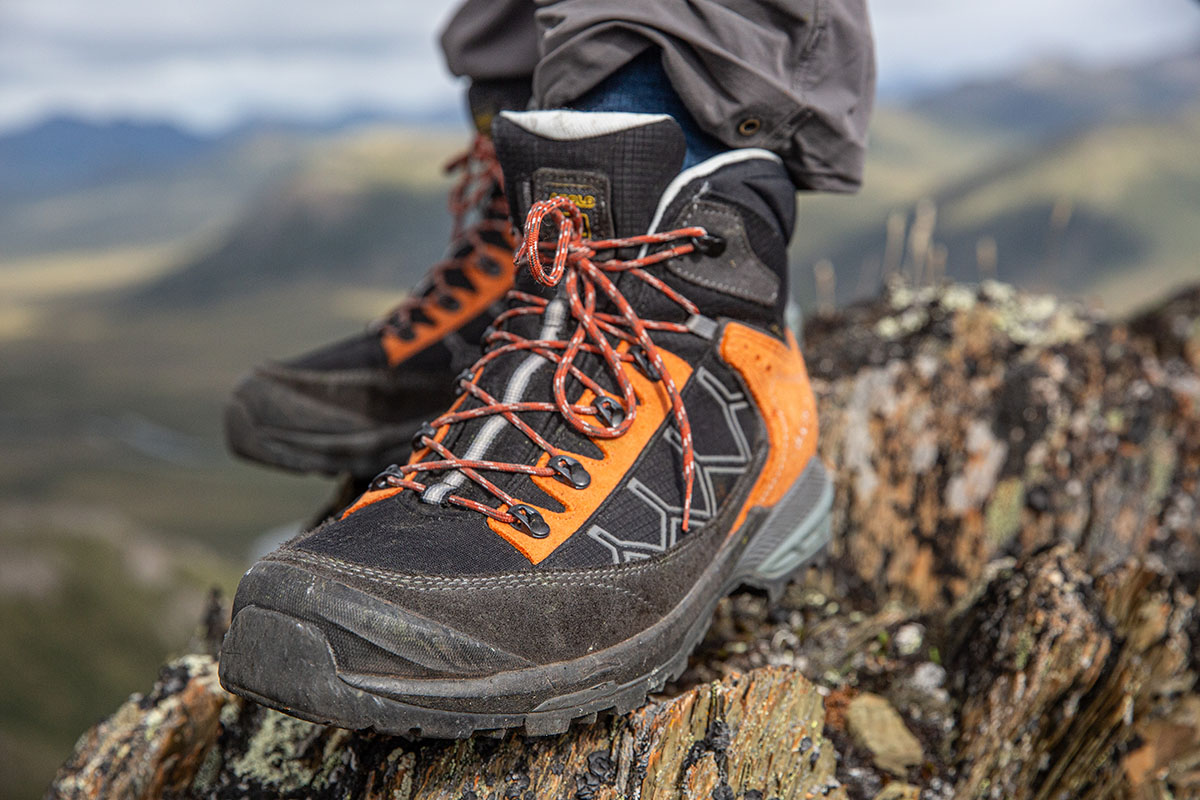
[{"x1": 241, "y1": 111, "x2": 819, "y2": 671}]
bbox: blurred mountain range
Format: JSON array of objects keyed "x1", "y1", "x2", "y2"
[
  {"x1": 0, "y1": 48, "x2": 1198, "y2": 799},
  {"x1": 4, "y1": 49, "x2": 1197, "y2": 312},
  {"x1": 0, "y1": 108, "x2": 461, "y2": 204},
  {"x1": 0, "y1": 118, "x2": 216, "y2": 203},
  {"x1": 911, "y1": 50, "x2": 1200, "y2": 138}
]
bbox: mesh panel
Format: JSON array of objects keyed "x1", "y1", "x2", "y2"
[{"x1": 494, "y1": 114, "x2": 686, "y2": 237}]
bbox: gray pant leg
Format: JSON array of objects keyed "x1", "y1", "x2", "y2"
[
  {"x1": 440, "y1": 0, "x2": 539, "y2": 81},
  {"x1": 441, "y1": 0, "x2": 876, "y2": 192}
]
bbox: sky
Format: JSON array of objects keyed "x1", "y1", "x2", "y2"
[{"x1": 0, "y1": 0, "x2": 1197, "y2": 134}]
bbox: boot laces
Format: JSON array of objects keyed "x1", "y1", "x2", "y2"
[
  {"x1": 370, "y1": 195, "x2": 719, "y2": 536},
  {"x1": 379, "y1": 134, "x2": 513, "y2": 340}
]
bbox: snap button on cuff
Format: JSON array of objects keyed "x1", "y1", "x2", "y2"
[{"x1": 737, "y1": 118, "x2": 762, "y2": 136}]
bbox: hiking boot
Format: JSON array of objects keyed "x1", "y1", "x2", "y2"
[
  {"x1": 224, "y1": 82, "x2": 529, "y2": 479},
  {"x1": 219, "y1": 110, "x2": 833, "y2": 737}
]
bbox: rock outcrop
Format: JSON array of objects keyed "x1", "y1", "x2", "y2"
[
  {"x1": 48, "y1": 281, "x2": 1200, "y2": 800},
  {"x1": 54, "y1": 657, "x2": 845, "y2": 800}
]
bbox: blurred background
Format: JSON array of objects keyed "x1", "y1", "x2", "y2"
[{"x1": 1, "y1": 0, "x2": 1198, "y2": 795}]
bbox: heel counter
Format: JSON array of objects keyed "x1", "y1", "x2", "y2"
[{"x1": 719, "y1": 322, "x2": 819, "y2": 531}]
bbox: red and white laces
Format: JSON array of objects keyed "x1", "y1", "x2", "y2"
[
  {"x1": 371, "y1": 195, "x2": 719, "y2": 536},
  {"x1": 380, "y1": 133, "x2": 511, "y2": 341}
]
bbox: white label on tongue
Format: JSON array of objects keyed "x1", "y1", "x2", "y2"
[
  {"x1": 500, "y1": 110, "x2": 673, "y2": 141},
  {"x1": 421, "y1": 299, "x2": 568, "y2": 506}
]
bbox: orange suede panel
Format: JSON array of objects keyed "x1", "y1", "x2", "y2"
[
  {"x1": 339, "y1": 394, "x2": 467, "y2": 520},
  {"x1": 487, "y1": 346, "x2": 693, "y2": 565},
  {"x1": 720, "y1": 323, "x2": 818, "y2": 534},
  {"x1": 341, "y1": 486, "x2": 404, "y2": 518},
  {"x1": 381, "y1": 244, "x2": 515, "y2": 367}
]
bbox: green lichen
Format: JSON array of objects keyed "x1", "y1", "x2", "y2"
[
  {"x1": 876, "y1": 316, "x2": 902, "y2": 339},
  {"x1": 218, "y1": 697, "x2": 242, "y2": 729},
  {"x1": 875, "y1": 307, "x2": 931, "y2": 339},
  {"x1": 881, "y1": 280, "x2": 1094, "y2": 348},
  {"x1": 191, "y1": 743, "x2": 222, "y2": 791},
  {"x1": 1012, "y1": 630, "x2": 1035, "y2": 671},
  {"x1": 309, "y1": 728, "x2": 352, "y2": 791},
  {"x1": 990, "y1": 291, "x2": 1093, "y2": 347},
  {"x1": 1148, "y1": 434, "x2": 1177, "y2": 509},
  {"x1": 230, "y1": 710, "x2": 322, "y2": 791},
  {"x1": 980, "y1": 280, "x2": 1016, "y2": 304},
  {"x1": 985, "y1": 478, "x2": 1026, "y2": 549},
  {"x1": 389, "y1": 752, "x2": 415, "y2": 800}
]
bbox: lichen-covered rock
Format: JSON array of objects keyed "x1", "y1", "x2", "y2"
[
  {"x1": 52, "y1": 655, "x2": 225, "y2": 799},
  {"x1": 1130, "y1": 284, "x2": 1200, "y2": 373},
  {"x1": 806, "y1": 280, "x2": 1200, "y2": 609},
  {"x1": 845, "y1": 693, "x2": 923, "y2": 776},
  {"x1": 48, "y1": 281, "x2": 1200, "y2": 800},
  {"x1": 948, "y1": 545, "x2": 1198, "y2": 799},
  {"x1": 49, "y1": 661, "x2": 840, "y2": 800}
]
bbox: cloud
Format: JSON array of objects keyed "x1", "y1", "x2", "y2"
[
  {"x1": 0, "y1": 0, "x2": 1197, "y2": 132},
  {"x1": 0, "y1": 51, "x2": 457, "y2": 132},
  {"x1": 0, "y1": 0, "x2": 463, "y2": 131},
  {"x1": 870, "y1": 0, "x2": 1200, "y2": 91}
]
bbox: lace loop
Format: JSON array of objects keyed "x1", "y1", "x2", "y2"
[{"x1": 446, "y1": 134, "x2": 505, "y2": 238}]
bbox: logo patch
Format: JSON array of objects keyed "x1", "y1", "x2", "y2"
[{"x1": 532, "y1": 168, "x2": 613, "y2": 240}]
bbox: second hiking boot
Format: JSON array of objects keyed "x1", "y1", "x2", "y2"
[
  {"x1": 224, "y1": 132, "x2": 518, "y2": 478},
  {"x1": 220, "y1": 111, "x2": 833, "y2": 737}
]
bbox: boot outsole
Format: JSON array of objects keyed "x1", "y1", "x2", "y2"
[{"x1": 218, "y1": 461, "x2": 833, "y2": 739}]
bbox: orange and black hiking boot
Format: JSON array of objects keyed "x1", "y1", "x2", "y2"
[
  {"x1": 219, "y1": 110, "x2": 833, "y2": 737},
  {"x1": 224, "y1": 84, "x2": 529, "y2": 479}
]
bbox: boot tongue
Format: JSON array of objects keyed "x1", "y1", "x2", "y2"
[
  {"x1": 466, "y1": 79, "x2": 532, "y2": 135},
  {"x1": 493, "y1": 110, "x2": 686, "y2": 240}
]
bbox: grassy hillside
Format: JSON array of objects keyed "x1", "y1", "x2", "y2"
[
  {"x1": 137, "y1": 128, "x2": 460, "y2": 305},
  {"x1": 0, "y1": 507, "x2": 243, "y2": 800},
  {"x1": 790, "y1": 109, "x2": 1200, "y2": 313},
  {"x1": 0, "y1": 118, "x2": 218, "y2": 204},
  {"x1": 0, "y1": 134, "x2": 302, "y2": 261},
  {"x1": 938, "y1": 111, "x2": 1200, "y2": 307},
  {"x1": 0, "y1": 277, "x2": 422, "y2": 798},
  {"x1": 0, "y1": 126, "x2": 460, "y2": 798},
  {"x1": 912, "y1": 49, "x2": 1200, "y2": 140}
]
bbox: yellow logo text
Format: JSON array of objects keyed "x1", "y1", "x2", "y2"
[{"x1": 549, "y1": 192, "x2": 596, "y2": 209}]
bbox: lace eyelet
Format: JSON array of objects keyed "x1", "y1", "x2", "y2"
[
  {"x1": 737, "y1": 118, "x2": 761, "y2": 137},
  {"x1": 509, "y1": 504, "x2": 550, "y2": 538},
  {"x1": 370, "y1": 464, "x2": 402, "y2": 491},
  {"x1": 629, "y1": 346, "x2": 661, "y2": 381},
  {"x1": 411, "y1": 423, "x2": 437, "y2": 451},
  {"x1": 594, "y1": 396, "x2": 626, "y2": 427},
  {"x1": 398, "y1": 202, "x2": 704, "y2": 535},
  {"x1": 548, "y1": 454, "x2": 591, "y2": 489},
  {"x1": 692, "y1": 233, "x2": 726, "y2": 257}
]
